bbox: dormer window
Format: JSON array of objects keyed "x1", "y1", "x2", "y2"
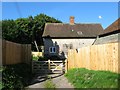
[{"x1": 77, "y1": 31, "x2": 83, "y2": 35}]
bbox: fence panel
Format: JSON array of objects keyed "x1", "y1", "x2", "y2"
[
  {"x1": 2, "y1": 40, "x2": 31, "y2": 65},
  {"x1": 67, "y1": 42, "x2": 119, "y2": 73}
]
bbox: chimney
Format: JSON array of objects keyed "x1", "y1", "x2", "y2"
[{"x1": 70, "y1": 16, "x2": 75, "y2": 25}]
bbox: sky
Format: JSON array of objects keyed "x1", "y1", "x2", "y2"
[{"x1": 2, "y1": 2, "x2": 119, "y2": 29}]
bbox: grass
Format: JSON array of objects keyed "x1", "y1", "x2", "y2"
[
  {"x1": 65, "y1": 68, "x2": 119, "y2": 88},
  {"x1": 44, "y1": 76, "x2": 56, "y2": 89}
]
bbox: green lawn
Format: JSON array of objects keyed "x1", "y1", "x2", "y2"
[{"x1": 65, "y1": 68, "x2": 119, "y2": 88}]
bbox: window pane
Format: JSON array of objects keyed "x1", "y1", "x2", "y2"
[
  {"x1": 50, "y1": 47, "x2": 52, "y2": 52},
  {"x1": 53, "y1": 47, "x2": 56, "y2": 52}
]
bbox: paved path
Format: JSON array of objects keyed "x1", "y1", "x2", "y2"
[
  {"x1": 26, "y1": 74, "x2": 74, "y2": 89},
  {"x1": 50, "y1": 74, "x2": 74, "y2": 89}
]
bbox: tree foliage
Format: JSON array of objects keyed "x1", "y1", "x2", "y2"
[{"x1": 2, "y1": 13, "x2": 62, "y2": 51}]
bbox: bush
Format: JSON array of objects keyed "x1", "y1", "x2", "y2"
[
  {"x1": 2, "y1": 63, "x2": 32, "y2": 90},
  {"x1": 65, "y1": 68, "x2": 119, "y2": 88},
  {"x1": 32, "y1": 55, "x2": 39, "y2": 61},
  {"x1": 0, "y1": 82, "x2": 2, "y2": 90},
  {"x1": 32, "y1": 55, "x2": 48, "y2": 61},
  {"x1": 38, "y1": 56, "x2": 48, "y2": 61}
]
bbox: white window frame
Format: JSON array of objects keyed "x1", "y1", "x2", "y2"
[{"x1": 49, "y1": 47, "x2": 56, "y2": 53}]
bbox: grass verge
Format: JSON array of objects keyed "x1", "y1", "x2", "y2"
[{"x1": 65, "y1": 68, "x2": 119, "y2": 88}]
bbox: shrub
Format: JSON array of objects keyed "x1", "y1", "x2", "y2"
[
  {"x1": 38, "y1": 56, "x2": 48, "y2": 61},
  {"x1": 0, "y1": 82, "x2": 2, "y2": 90},
  {"x1": 32, "y1": 56, "x2": 39, "y2": 61},
  {"x1": 2, "y1": 63, "x2": 32, "y2": 90}
]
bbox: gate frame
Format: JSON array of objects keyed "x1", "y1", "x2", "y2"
[{"x1": 32, "y1": 59, "x2": 68, "y2": 74}]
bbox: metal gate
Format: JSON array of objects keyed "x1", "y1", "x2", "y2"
[{"x1": 32, "y1": 59, "x2": 67, "y2": 74}]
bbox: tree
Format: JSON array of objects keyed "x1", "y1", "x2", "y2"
[
  {"x1": 34, "y1": 13, "x2": 62, "y2": 44},
  {"x1": 2, "y1": 20, "x2": 17, "y2": 42},
  {"x1": 2, "y1": 13, "x2": 62, "y2": 51}
]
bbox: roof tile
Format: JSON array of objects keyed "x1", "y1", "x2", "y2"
[{"x1": 43, "y1": 23, "x2": 104, "y2": 37}]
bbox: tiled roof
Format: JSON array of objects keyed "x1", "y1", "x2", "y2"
[
  {"x1": 103, "y1": 18, "x2": 120, "y2": 34},
  {"x1": 43, "y1": 23, "x2": 103, "y2": 38}
]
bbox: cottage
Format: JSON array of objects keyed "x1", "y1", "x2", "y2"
[{"x1": 42, "y1": 16, "x2": 103, "y2": 59}]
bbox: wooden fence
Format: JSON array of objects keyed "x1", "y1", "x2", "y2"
[
  {"x1": 2, "y1": 40, "x2": 31, "y2": 65},
  {"x1": 67, "y1": 42, "x2": 119, "y2": 73}
]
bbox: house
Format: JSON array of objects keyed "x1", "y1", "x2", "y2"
[
  {"x1": 94, "y1": 18, "x2": 120, "y2": 45},
  {"x1": 42, "y1": 16, "x2": 103, "y2": 59}
]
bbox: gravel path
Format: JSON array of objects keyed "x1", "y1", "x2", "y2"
[{"x1": 26, "y1": 74, "x2": 74, "y2": 89}]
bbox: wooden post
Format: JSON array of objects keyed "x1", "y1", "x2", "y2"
[
  {"x1": 62, "y1": 60, "x2": 64, "y2": 74},
  {"x1": 65, "y1": 59, "x2": 68, "y2": 73},
  {"x1": 48, "y1": 59, "x2": 50, "y2": 72}
]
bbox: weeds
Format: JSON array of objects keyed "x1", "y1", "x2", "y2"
[{"x1": 44, "y1": 76, "x2": 56, "y2": 89}]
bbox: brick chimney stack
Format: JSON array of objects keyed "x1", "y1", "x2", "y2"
[{"x1": 70, "y1": 16, "x2": 75, "y2": 25}]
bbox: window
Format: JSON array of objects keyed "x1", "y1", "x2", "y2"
[
  {"x1": 70, "y1": 44, "x2": 73, "y2": 49},
  {"x1": 49, "y1": 47, "x2": 56, "y2": 53},
  {"x1": 63, "y1": 44, "x2": 73, "y2": 49}
]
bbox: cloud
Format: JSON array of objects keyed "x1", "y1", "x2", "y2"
[{"x1": 98, "y1": 16, "x2": 102, "y2": 19}]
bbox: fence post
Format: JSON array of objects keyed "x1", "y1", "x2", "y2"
[
  {"x1": 48, "y1": 59, "x2": 50, "y2": 71},
  {"x1": 65, "y1": 59, "x2": 68, "y2": 73},
  {"x1": 62, "y1": 60, "x2": 64, "y2": 74}
]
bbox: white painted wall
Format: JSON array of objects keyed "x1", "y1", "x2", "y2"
[
  {"x1": 52, "y1": 39, "x2": 95, "y2": 51},
  {"x1": 43, "y1": 38, "x2": 95, "y2": 58}
]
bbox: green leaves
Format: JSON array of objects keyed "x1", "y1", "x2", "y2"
[
  {"x1": 2, "y1": 63, "x2": 32, "y2": 89},
  {"x1": 2, "y1": 13, "x2": 62, "y2": 51}
]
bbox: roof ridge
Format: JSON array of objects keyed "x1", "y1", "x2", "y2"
[{"x1": 46, "y1": 23, "x2": 101, "y2": 25}]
